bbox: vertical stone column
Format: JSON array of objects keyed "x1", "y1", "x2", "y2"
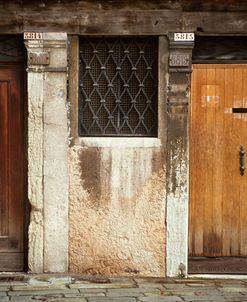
[
  {"x1": 25, "y1": 39, "x2": 44, "y2": 273},
  {"x1": 25, "y1": 33, "x2": 68, "y2": 273},
  {"x1": 166, "y1": 34, "x2": 194, "y2": 277}
]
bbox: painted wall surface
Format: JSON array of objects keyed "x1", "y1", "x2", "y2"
[{"x1": 69, "y1": 139, "x2": 166, "y2": 276}]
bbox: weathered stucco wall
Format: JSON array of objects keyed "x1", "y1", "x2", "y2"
[
  {"x1": 69, "y1": 139, "x2": 166, "y2": 276},
  {"x1": 68, "y1": 36, "x2": 168, "y2": 277}
]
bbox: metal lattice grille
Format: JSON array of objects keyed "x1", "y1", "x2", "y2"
[{"x1": 79, "y1": 37, "x2": 158, "y2": 136}]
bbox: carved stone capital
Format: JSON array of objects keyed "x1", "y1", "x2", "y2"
[
  {"x1": 24, "y1": 32, "x2": 67, "y2": 72},
  {"x1": 167, "y1": 32, "x2": 194, "y2": 73}
]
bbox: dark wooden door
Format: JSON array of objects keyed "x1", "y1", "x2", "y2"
[
  {"x1": 189, "y1": 64, "x2": 247, "y2": 273},
  {"x1": 0, "y1": 63, "x2": 26, "y2": 271}
]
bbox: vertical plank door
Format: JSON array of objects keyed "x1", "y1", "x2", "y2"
[
  {"x1": 0, "y1": 63, "x2": 25, "y2": 271},
  {"x1": 189, "y1": 64, "x2": 247, "y2": 273}
]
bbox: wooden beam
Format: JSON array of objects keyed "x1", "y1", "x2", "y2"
[
  {"x1": 0, "y1": 3, "x2": 247, "y2": 35},
  {"x1": 181, "y1": 0, "x2": 247, "y2": 12},
  {"x1": 0, "y1": 10, "x2": 182, "y2": 35},
  {"x1": 183, "y1": 12, "x2": 247, "y2": 34},
  {"x1": 2, "y1": 0, "x2": 246, "y2": 12}
]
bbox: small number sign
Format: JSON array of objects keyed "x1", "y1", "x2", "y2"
[
  {"x1": 174, "y1": 33, "x2": 194, "y2": 42},
  {"x1": 169, "y1": 54, "x2": 190, "y2": 67},
  {"x1": 24, "y1": 32, "x2": 43, "y2": 40}
]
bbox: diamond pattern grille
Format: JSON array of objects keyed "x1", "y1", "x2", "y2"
[{"x1": 79, "y1": 37, "x2": 158, "y2": 136}]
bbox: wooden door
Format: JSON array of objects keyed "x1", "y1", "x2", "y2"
[
  {"x1": 189, "y1": 64, "x2": 247, "y2": 273},
  {"x1": 0, "y1": 63, "x2": 26, "y2": 271}
]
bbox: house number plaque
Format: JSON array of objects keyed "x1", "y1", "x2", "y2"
[
  {"x1": 174, "y1": 33, "x2": 195, "y2": 41},
  {"x1": 24, "y1": 32, "x2": 43, "y2": 40},
  {"x1": 28, "y1": 52, "x2": 50, "y2": 65},
  {"x1": 169, "y1": 54, "x2": 190, "y2": 67}
]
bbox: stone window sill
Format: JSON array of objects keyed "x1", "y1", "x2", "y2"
[{"x1": 74, "y1": 137, "x2": 161, "y2": 148}]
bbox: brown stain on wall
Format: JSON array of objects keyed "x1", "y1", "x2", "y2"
[
  {"x1": 69, "y1": 145, "x2": 166, "y2": 277},
  {"x1": 167, "y1": 72, "x2": 190, "y2": 195},
  {"x1": 78, "y1": 148, "x2": 101, "y2": 206}
]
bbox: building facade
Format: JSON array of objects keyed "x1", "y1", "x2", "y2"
[{"x1": 0, "y1": 0, "x2": 247, "y2": 277}]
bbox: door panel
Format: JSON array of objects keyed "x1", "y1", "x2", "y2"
[
  {"x1": 189, "y1": 64, "x2": 247, "y2": 259},
  {"x1": 0, "y1": 63, "x2": 25, "y2": 271},
  {"x1": 240, "y1": 68, "x2": 247, "y2": 255}
]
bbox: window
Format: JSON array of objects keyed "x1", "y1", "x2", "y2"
[{"x1": 78, "y1": 37, "x2": 158, "y2": 136}]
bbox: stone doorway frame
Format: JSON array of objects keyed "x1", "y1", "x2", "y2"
[
  {"x1": 25, "y1": 33, "x2": 69, "y2": 273},
  {"x1": 165, "y1": 34, "x2": 194, "y2": 277}
]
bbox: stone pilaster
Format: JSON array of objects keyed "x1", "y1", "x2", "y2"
[
  {"x1": 166, "y1": 34, "x2": 194, "y2": 277},
  {"x1": 25, "y1": 33, "x2": 68, "y2": 273}
]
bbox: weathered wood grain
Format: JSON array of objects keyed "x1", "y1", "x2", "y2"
[
  {"x1": 181, "y1": 0, "x2": 247, "y2": 12},
  {"x1": 0, "y1": 1, "x2": 247, "y2": 35},
  {"x1": 0, "y1": 10, "x2": 182, "y2": 34},
  {"x1": 0, "y1": 63, "x2": 25, "y2": 271},
  {"x1": 190, "y1": 64, "x2": 247, "y2": 258},
  {"x1": 231, "y1": 67, "x2": 242, "y2": 256},
  {"x1": 222, "y1": 67, "x2": 234, "y2": 256},
  {"x1": 183, "y1": 12, "x2": 247, "y2": 34},
  {"x1": 1, "y1": 0, "x2": 246, "y2": 12},
  {"x1": 240, "y1": 68, "x2": 247, "y2": 256}
]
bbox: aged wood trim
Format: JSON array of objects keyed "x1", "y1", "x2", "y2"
[
  {"x1": 183, "y1": 12, "x2": 247, "y2": 34},
  {"x1": 181, "y1": 1, "x2": 247, "y2": 12},
  {"x1": 193, "y1": 64, "x2": 247, "y2": 68},
  {"x1": 1, "y1": 1, "x2": 247, "y2": 12},
  {"x1": 68, "y1": 36, "x2": 79, "y2": 142},
  {"x1": 1, "y1": 9, "x2": 247, "y2": 35},
  {"x1": 189, "y1": 257, "x2": 247, "y2": 274},
  {"x1": 0, "y1": 10, "x2": 181, "y2": 35},
  {"x1": 0, "y1": 253, "x2": 24, "y2": 272},
  {"x1": 158, "y1": 36, "x2": 169, "y2": 145}
]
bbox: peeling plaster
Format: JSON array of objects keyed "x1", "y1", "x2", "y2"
[
  {"x1": 166, "y1": 136, "x2": 189, "y2": 277},
  {"x1": 69, "y1": 144, "x2": 166, "y2": 277}
]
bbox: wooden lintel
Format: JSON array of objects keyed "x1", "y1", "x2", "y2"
[
  {"x1": 183, "y1": 12, "x2": 247, "y2": 34},
  {"x1": 0, "y1": 8, "x2": 246, "y2": 35},
  {"x1": 0, "y1": 10, "x2": 181, "y2": 35}
]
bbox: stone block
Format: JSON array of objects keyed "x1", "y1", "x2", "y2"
[
  {"x1": 88, "y1": 298, "x2": 136, "y2": 302},
  {"x1": 65, "y1": 293, "x2": 105, "y2": 298},
  {"x1": 9, "y1": 289, "x2": 79, "y2": 296},
  {"x1": 140, "y1": 297, "x2": 182, "y2": 302},
  {"x1": 69, "y1": 283, "x2": 135, "y2": 289},
  {"x1": 56, "y1": 299, "x2": 87, "y2": 302},
  {"x1": 219, "y1": 287, "x2": 247, "y2": 292},
  {"x1": 11, "y1": 285, "x2": 67, "y2": 291},
  {"x1": 43, "y1": 33, "x2": 67, "y2": 41},
  {"x1": 182, "y1": 295, "x2": 221, "y2": 301},
  {"x1": 8, "y1": 297, "x2": 34, "y2": 301},
  {"x1": 106, "y1": 287, "x2": 160, "y2": 297}
]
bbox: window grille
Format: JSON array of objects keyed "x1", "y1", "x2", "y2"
[{"x1": 78, "y1": 37, "x2": 158, "y2": 136}]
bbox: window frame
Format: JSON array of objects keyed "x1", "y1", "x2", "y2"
[
  {"x1": 78, "y1": 36, "x2": 159, "y2": 137},
  {"x1": 68, "y1": 35, "x2": 167, "y2": 144}
]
